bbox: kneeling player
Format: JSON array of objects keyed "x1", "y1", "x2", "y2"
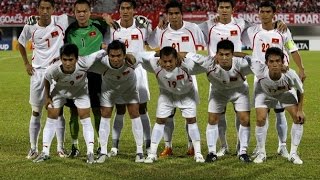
[{"x1": 33, "y1": 44, "x2": 106, "y2": 164}]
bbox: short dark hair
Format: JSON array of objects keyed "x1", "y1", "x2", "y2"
[
  {"x1": 259, "y1": 1, "x2": 276, "y2": 12},
  {"x1": 165, "y1": 0, "x2": 183, "y2": 13},
  {"x1": 60, "y1": 43, "x2": 79, "y2": 59},
  {"x1": 217, "y1": 40, "x2": 234, "y2": 53},
  {"x1": 107, "y1": 40, "x2": 126, "y2": 55},
  {"x1": 265, "y1": 47, "x2": 284, "y2": 63},
  {"x1": 217, "y1": 0, "x2": 235, "y2": 8},
  {"x1": 160, "y1": 46, "x2": 178, "y2": 59},
  {"x1": 74, "y1": 0, "x2": 91, "y2": 8},
  {"x1": 37, "y1": 0, "x2": 55, "y2": 7},
  {"x1": 118, "y1": 0, "x2": 136, "y2": 9}
]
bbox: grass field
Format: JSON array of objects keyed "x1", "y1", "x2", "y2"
[{"x1": 0, "y1": 50, "x2": 319, "y2": 179}]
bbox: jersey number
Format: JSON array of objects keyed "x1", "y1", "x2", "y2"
[
  {"x1": 262, "y1": 43, "x2": 270, "y2": 52},
  {"x1": 45, "y1": 39, "x2": 50, "y2": 48},
  {"x1": 168, "y1": 81, "x2": 177, "y2": 88},
  {"x1": 171, "y1": 43, "x2": 180, "y2": 52}
]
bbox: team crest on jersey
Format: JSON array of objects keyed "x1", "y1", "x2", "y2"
[
  {"x1": 181, "y1": 36, "x2": 189, "y2": 42},
  {"x1": 176, "y1": 74, "x2": 184, "y2": 80},
  {"x1": 131, "y1": 34, "x2": 139, "y2": 40},
  {"x1": 89, "y1": 31, "x2": 96, "y2": 37},
  {"x1": 51, "y1": 31, "x2": 59, "y2": 38},
  {"x1": 272, "y1": 38, "x2": 280, "y2": 44},
  {"x1": 76, "y1": 74, "x2": 83, "y2": 80},
  {"x1": 230, "y1": 30, "x2": 238, "y2": 36}
]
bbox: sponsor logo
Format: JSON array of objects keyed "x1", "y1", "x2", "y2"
[{"x1": 294, "y1": 40, "x2": 309, "y2": 50}]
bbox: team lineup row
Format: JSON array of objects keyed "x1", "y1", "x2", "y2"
[{"x1": 18, "y1": 0, "x2": 305, "y2": 165}]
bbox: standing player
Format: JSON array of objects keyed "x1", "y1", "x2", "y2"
[
  {"x1": 33, "y1": 44, "x2": 106, "y2": 163},
  {"x1": 137, "y1": 47, "x2": 205, "y2": 163},
  {"x1": 242, "y1": 1, "x2": 306, "y2": 159},
  {"x1": 197, "y1": 40, "x2": 252, "y2": 163},
  {"x1": 104, "y1": 0, "x2": 152, "y2": 156},
  {"x1": 239, "y1": 47, "x2": 305, "y2": 164},
  {"x1": 95, "y1": 40, "x2": 144, "y2": 163},
  {"x1": 147, "y1": 0, "x2": 206, "y2": 157},
  {"x1": 64, "y1": 0, "x2": 111, "y2": 157},
  {"x1": 18, "y1": 0, "x2": 69, "y2": 159}
]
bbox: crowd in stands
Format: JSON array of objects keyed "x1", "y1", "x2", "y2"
[{"x1": 1, "y1": 0, "x2": 320, "y2": 14}]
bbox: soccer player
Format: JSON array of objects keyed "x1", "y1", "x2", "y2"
[
  {"x1": 64, "y1": 0, "x2": 111, "y2": 157},
  {"x1": 137, "y1": 46, "x2": 206, "y2": 163},
  {"x1": 196, "y1": 40, "x2": 251, "y2": 163},
  {"x1": 242, "y1": 1, "x2": 306, "y2": 159},
  {"x1": 239, "y1": 47, "x2": 305, "y2": 164},
  {"x1": 104, "y1": 0, "x2": 152, "y2": 157},
  {"x1": 18, "y1": 0, "x2": 69, "y2": 159},
  {"x1": 95, "y1": 40, "x2": 144, "y2": 163},
  {"x1": 147, "y1": 0, "x2": 207, "y2": 157},
  {"x1": 33, "y1": 43, "x2": 107, "y2": 163}
]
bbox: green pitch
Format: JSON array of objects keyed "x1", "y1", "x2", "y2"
[{"x1": 0, "y1": 50, "x2": 319, "y2": 179}]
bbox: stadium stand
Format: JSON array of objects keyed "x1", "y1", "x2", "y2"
[{"x1": 0, "y1": 0, "x2": 319, "y2": 14}]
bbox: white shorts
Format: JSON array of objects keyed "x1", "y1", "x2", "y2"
[
  {"x1": 29, "y1": 68, "x2": 46, "y2": 106},
  {"x1": 156, "y1": 89, "x2": 197, "y2": 118},
  {"x1": 50, "y1": 85, "x2": 91, "y2": 109},
  {"x1": 254, "y1": 83, "x2": 298, "y2": 109},
  {"x1": 208, "y1": 85, "x2": 250, "y2": 113},
  {"x1": 135, "y1": 65, "x2": 150, "y2": 103},
  {"x1": 100, "y1": 82, "x2": 139, "y2": 107}
]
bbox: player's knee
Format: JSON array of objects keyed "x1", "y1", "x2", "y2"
[
  {"x1": 156, "y1": 118, "x2": 166, "y2": 124},
  {"x1": 186, "y1": 117, "x2": 197, "y2": 124},
  {"x1": 274, "y1": 108, "x2": 285, "y2": 113},
  {"x1": 100, "y1": 107, "x2": 112, "y2": 118},
  {"x1": 32, "y1": 106, "x2": 42, "y2": 116},
  {"x1": 208, "y1": 113, "x2": 219, "y2": 125},
  {"x1": 256, "y1": 118, "x2": 267, "y2": 127},
  {"x1": 78, "y1": 108, "x2": 90, "y2": 119},
  {"x1": 116, "y1": 104, "x2": 126, "y2": 115}
]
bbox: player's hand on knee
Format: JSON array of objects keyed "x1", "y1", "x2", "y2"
[
  {"x1": 24, "y1": 63, "x2": 34, "y2": 76},
  {"x1": 135, "y1": 15, "x2": 151, "y2": 29},
  {"x1": 25, "y1": 16, "x2": 39, "y2": 25},
  {"x1": 296, "y1": 110, "x2": 305, "y2": 124},
  {"x1": 102, "y1": 13, "x2": 120, "y2": 30},
  {"x1": 45, "y1": 97, "x2": 54, "y2": 110}
]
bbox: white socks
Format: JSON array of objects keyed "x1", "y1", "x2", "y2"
[
  {"x1": 112, "y1": 114, "x2": 124, "y2": 148},
  {"x1": 29, "y1": 114, "x2": 41, "y2": 151},
  {"x1": 206, "y1": 124, "x2": 218, "y2": 154},
  {"x1": 188, "y1": 123, "x2": 201, "y2": 154},
  {"x1": 150, "y1": 123, "x2": 165, "y2": 155},
  {"x1": 131, "y1": 117, "x2": 144, "y2": 154},
  {"x1": 80, "y1": 118, "x2": 94, "y2": 154},
  {"x1": 56, "y1": 115, "x2": 65, "y2": 151},
  {"x1": 42, "y1": 118, "x2": 56, "y2": 155},
  {"x1": 164, "y1": 117, "x2": 174, "y2": 148},
  {"x1": 239, "y1": 125, "x2": 250, "y2": 155},
  {"x1": 99, "y1": 117, "x2": 111, "y2": 155},
  {"x1": 255, "y1": 124, "x2": 267, "y2": 154},
  {"x1": 290, "y1": 123, "x2": 303, "y2": 155},
  {"x1": 275, "y1": 111, "x2": 288, "y2": 146}
]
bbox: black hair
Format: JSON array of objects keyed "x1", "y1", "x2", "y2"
[
  {"x1": 37, "y1": 0, "x2": 55, "y2": 7},
  {"x1": 118, "y1": 0, "x2": 137, "y2": 9},
  {"x1": 165, "y1": 0, "x2": 183, "y2": 13},
  {"x1": 160, "y1": 46, "x2": 178, "y2": 59},
  {"x1": 217, "y1": 0, "x2": 235, "y2": 8},
  {"x1": 259, "y1": 1, "x2": 276, "y2": 12},
  {"x1": 107, "y1": 40, "x2": 126, "y2": 55},
  {"x1": 74, "y1": 0, "x2": 91, "y2": 8},
  {"x1": 265, "y1": 47, "x2": 284, "y2": 63},
  {"x1": 60, "y1": 43, "x2": 79, "y2": 59},
  {"x1": 217, "y1": 40, "x2": 234, "y2": 53}
]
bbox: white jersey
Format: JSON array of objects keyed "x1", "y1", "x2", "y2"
[
  {"x1": 243, "y1": 24, "x2": 298, "y2": 65},
  {"x1": 18, "y1": 14, "x2": 69, "y2": 69},
  {"x1": 137, "y1": 52, "x2": 206, "y2": 95},
  {"x1": 148, "y1": 21, "x2": 206, "y2": 53},
  {"x1": 202, "y1": 18, "x2": 247, "y2": 56},
  {"x1": 99, "y1": 56, "x2": 137, "y2": 92},
  {"x1": 250, "y1": 58, "x2": 304, "y2": 97},
  {"x1": 45, "y1": 50, "x2": 106, "y2": 98}
]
